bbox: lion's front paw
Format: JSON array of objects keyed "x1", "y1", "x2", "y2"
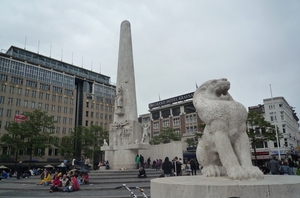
[
  {"x1": 202, "y1": 165, "x2": 222, "y2": 177},
  {"x1": 243, "y1": 166, "x2": 264, "y2": 179},
  {"x1": 227, "y1": 166, "x2": 249, "y2": 180}
]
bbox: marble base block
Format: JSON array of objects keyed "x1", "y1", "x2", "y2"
[{"x1": 151, "y1": 175, "x2": 300, "y2": 198}]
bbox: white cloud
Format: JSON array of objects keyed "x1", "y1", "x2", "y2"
[{"x1": 1, "y1": 0, "x2": 299, "y2": 118}]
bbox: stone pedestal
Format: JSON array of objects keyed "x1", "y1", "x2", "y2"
[{"x1": 151, "y1": 175, "x2": 300, "y2": 198}]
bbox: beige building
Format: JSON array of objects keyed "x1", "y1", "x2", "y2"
[{"x1": 0, "y1": 46, "x2": 115, "y2": 164}]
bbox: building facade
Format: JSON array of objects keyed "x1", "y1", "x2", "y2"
[
  {"x1": 147, "y1": 92, "x2": 202, "y2": 138},
  {"x1": 139, "y1": 92, "x2": 203, "y2": 161},
  {"x1": 0, "y1": 46, "x2": 116, "y2": 163},
  {"x1": 249, "y1": 97, "x2": 300, "y2": 165}
]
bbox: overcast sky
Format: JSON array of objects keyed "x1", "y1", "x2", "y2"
[{"x1": 1, "y1": 1, "x2": 299, "y2": 117}]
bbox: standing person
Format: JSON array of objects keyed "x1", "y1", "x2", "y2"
[
  {"x1": 140, "y1": 154, "x2": 144, "y2": 168},
  {"x1": 162, "y1": 157, "x2": 173, "y2": 177},
  {"x1": 135, "y1": 155, "x2": 140, "y2": 169},
  {"x1": 61, "y1": 161, "x2": 67, "y2": 175},
  {"x1": 147, "y1": 157, "x2": 151, "y2": 168},
  {"x1": 267, "y1": 156, "x2": 280, "y2": 175},
  {"x1": 156, "y1": 159, "x2": 161, "y2": 171},
  {"x1": 190, "y1": 158, "x2": 197, "y2": 175},
  {"x1": 84, "y1": 156, "x2": 90, "y2": 170},
  {"x1": 72, "y1": 158, "x2": 76, "y2": 168},
  {"x1": 173, "y1": 156, "x2": 182, "y2": 176},
  {"x1": 17, "y1": 161, "x2": 23, "y2": 179},
  {"x1": 288, "y1": 158, "x2": 295, "y2": 175}
]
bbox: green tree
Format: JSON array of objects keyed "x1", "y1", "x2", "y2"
[
  {"x1": 0, "y1": 121, "x2": 27, "y2": 167},
  {"x1": 22, "y1": 110, "x2": 55, "y2": 168},
  {"x1": 59, "y1": 135, "x2": 75, "y2": 161},
  {"x1": 149, "y1": 127, "x2": 182, "y2": 145},
  {"x1": 185, "y1": 138, "x2": 197, "y2": 147},
  {"x1": 247, "y1": 110, "x2": 282, "y2": 166},
  {"x1": 0, "y1": 110, "x2": 55, "y2": 168},
  {"x1": 89, "y1": 125, "x2": 109, "y2": 163},
  {"x1": 64, "y1": 125, "x2": 109, "y2": 162}
]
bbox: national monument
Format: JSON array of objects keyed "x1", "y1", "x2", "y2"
[{"x1": 101, "y1": 20, "x2": 149, "y2": 170}]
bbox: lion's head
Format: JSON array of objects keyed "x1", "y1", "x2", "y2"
[{"x1": 196, "y1": 78, "x2": 232, "y2": 101}]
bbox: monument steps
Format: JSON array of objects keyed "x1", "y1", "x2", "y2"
[{"x1": 0, "y1": 168, "x2": 157, "y2": 197}]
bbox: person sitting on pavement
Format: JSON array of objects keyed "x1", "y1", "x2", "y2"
[
  {"x1": 37, "y1": 169, "x2": 52, "y2": 185},
  {"x1": 62, "y1": 175, "x2": 79, "y2": 192},
  {"x1": 59, "y1": 174, "x2": 70, "y2": 191},
  {"x1": 106, "y1": 160, "x2": 110, "y2": 170},
  {"x1": 82, "y1": 173, "x2": 89, "y2": 184},
  {"x1": 52, "y1": 170, "x2": 62, "y2": 180},
  {"x1": 2, "y1": 170, "x2": 9, "y2": 179},
  {"x1": 33, "y1": 168, "x2": 37, "y2": 176},
  {"x1": 72, "y1": 175, "x2": 80, "y2": 191},
  {"x1": 49, "y1": 176, "x2": 61, "y2": 193},
  {"x1": 268, "y1": 156, "x2": 280, "y2": 175},
  {"x1": 63, "y1": 177, "x2": 75, "y2": 192},
  {"x1": 138, "y1": 166, "x2": 147, "y2": 178},
  {"x1": 278, "y1": 161, "x2": 290, "y2": 175},
  {"x1": 77, "y1": 173, "x2": 83, "y2": 185}
]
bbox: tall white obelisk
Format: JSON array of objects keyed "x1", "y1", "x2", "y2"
[{"x1": 102, "y1": 20, "x2": 149, "y2": 169}]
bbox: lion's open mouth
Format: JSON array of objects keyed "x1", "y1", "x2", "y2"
[{"x1": 216, "y1": 85, "x2": 230, "y2": 97}]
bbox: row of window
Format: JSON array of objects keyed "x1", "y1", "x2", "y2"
[
  {"x1": 2, "y1": 147, "x2": 58, "y2": 156},
  {"x1": 85, "y1": 111, "x2": 112, "y2": 120},
  {"x1": 0, "y1": 57, "x2": 75, "y2": 89},
  {"x1": 84, "y1": 121, "x2": 108, "y2": 129},
  {"x1": 152, "y1": 114, "x2": 197, "y2": 129},
  {"x1": 86, "y1": 102, "x2": 113, "y2": 112},
  {"x1": 0, "y1": 88, "x2": 74, "y2": 104},
  {"x1": 94, "y1": 83, "x2": 116, "y2": 99},
  {"x1": 8, "y1": 48, "x2": 110, "y2": 85},
  {"x1": 1, "y1": 83, "x2": 74, "y2": 97},
  {"x1": 0, "y1": 99, "x2": 74, "y2": 113}
]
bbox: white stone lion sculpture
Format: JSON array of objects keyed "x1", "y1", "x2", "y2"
[{"x1": 193, "y1": 78, "x2": 263, "y2": 180}]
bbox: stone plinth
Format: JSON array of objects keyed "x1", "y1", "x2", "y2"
[{"x1": 151, "y1": 175, "x2": 300, "y2": 198}]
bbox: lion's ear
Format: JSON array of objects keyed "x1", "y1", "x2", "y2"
[{"x1": 199, "y1": 86, "x2": 207, "y2": 93}]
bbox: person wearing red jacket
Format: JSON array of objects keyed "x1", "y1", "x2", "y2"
[
  {"x1": 49, "y1": 176, "x2": 61, "y2": 193},
  {"x1": 72, "y1": 176, "x2": 79, "y2": 191}
]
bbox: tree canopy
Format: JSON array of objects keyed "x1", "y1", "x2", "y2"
[
  {"x1": 149, "y1": 127, "x2": 182, "y2": 145},
  {"x1": 0, "y1": 110, "x2": 55, "y2": 168},
  {"x1": 59, "y1": 125, "x2": 109, "y2": 162},
  {"x1": 247, "y1": 110, "x2": 283, "y2": 165},
  {"x1": 247, "y1": 110, "x2": 282, "y2": 143}
]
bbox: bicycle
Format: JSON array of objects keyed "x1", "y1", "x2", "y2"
[{"x1": 115, "y1": 184, "x2": 148, "y2": 198}]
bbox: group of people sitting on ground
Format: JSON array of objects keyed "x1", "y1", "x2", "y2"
[
  {"x1": 97, "y1": 160, "x2": 110, "y2": 170},
  {"x1": 267, "y1": 156, "x2": 300, "y2": 175},
  {"x1": 36, "y1": 168, "x2": 90, "y2": 193}
]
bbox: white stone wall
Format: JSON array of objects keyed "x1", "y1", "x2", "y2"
[{"x1": 139, "y1": 141, "x2": 183, "y2": 162}]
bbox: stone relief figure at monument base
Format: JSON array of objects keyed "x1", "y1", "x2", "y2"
[{"x1": 193, "y1": 78, "x2": 264, "y2": 180}]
